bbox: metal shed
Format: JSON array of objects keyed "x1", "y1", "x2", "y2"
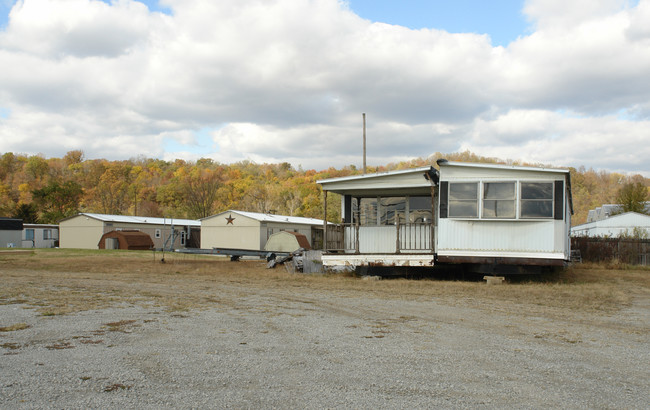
[
  {"x1": 200, "y1": 210, "x2": 325, "y2": 251},
  {"x1": 264, "y1": 231, "x2": 312, "y2": 253},
  {"x1": 98, "y1": 230, "x2": 154, "y2": 250}
]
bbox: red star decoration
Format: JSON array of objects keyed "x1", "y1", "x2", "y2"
[{"x1": 226, "y1": 214, "x2": 235, "y2": 225}]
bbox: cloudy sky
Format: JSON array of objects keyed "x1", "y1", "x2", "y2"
[{"x1": 1, "y1": 0, "x2": 649, "y2": 175}]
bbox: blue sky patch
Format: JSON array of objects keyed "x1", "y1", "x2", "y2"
[{"x1": 164, "y1": 127, "x2": 220, "y2": 155}]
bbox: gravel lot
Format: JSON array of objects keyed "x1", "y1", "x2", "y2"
[{"x1": 1, "y1": 280, "x2": 648, "y2": 409}]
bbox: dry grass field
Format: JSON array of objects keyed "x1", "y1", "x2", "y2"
[
  {"x1": 1, "y1": 248, "x2": 648, "y2": 318},
  {"x1": 1, "y1": 249, "x2": 649, "y2": 408}
]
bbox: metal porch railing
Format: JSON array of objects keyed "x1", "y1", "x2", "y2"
[{"x1": 325, "y1": 222, "x2": 433, "y2": 254}]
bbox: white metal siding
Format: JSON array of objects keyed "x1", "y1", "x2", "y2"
[
  {"x1": 437, "y1": 219, "x2": 560, "y2": 254},
  {"x1": 358, "y1": 226, "x2": 397, "y2": 253}
]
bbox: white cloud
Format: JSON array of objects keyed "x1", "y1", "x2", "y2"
[
  {"x1": 0, "y1": 0, "x2": 649, "y2": 176},
  {"x1": 462, "y1": 109, "x2": 650, "y2": 176},
  {"x1": 523, "y1": 0, "x2": 630, "y2": 29}
]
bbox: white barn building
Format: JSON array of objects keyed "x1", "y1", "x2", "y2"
[
  {"x1": 201, "y1": 210, "x2": 325, "y2": 251},
  {"x1": 572, "y1": 212, "x2": 650, "y2": 238},
  {"x1": 59, "y1": 213, "x2": 200, "y2": 250}
]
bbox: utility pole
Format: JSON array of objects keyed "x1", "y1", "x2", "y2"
[{"x1": 362, "y1": 113, "x2": 366, "y2": 174}]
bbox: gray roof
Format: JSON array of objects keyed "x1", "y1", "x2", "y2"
[
  {"x1": 438, "y1": 160, "x2": 570, "y2": 174},
  {"x1": 66, "y1": 213, "x2": 200, "y2": 226},
  {"x1": 586, "y1": 203, "x2": 649, "y2": 222},
  {"x1": 204, "y1": 210, "x2": 325, "y2": 226}
]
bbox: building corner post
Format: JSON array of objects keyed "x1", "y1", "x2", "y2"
[{"x1": 323, "y1": 190, "x2": 328, "y2": 252}]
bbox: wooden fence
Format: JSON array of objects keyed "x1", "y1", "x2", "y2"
[{"x1": 571, "y1": 237, "x2": 650, "y2": 266}]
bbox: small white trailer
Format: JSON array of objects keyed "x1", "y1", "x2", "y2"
[{"x1": 317, "y1": 160, "x2": 573, "y2": 275}]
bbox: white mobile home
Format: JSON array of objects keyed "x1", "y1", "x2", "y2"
[
  {"x1": 201, "y1": 210, "x2": 325, "y2": 251},
  {"x1": 22, "y1": 224, "x2": 59, "y2": 248},
  {"x1": 59, "y1": 213, "x2": 200, "y2": 250},
  {"x1": 317, "y1": 160, "x2": 573, "y2": 274}
]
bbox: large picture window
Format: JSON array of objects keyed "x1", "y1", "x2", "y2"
[
  {"x1": 380, "y1": 197, "x2": 406, "y2": 225},
  {"x1": 520, "y1": 182, "x2": 554, "y2": 218},
  {"x1": 448, "y1": 182, "x2": 478, "y2": 218},
  {"x1": 441, "y1": 180, "x2": 562, "y2": 221},
  {"x1": 359, "y1": 197, "x2": 378, "y2": 226},
  {"x1": 409, "y1": 196, "x2": 433, "y2": 223},
  {"x1": 356, "y1": 196, "x2": 432, "y2": 226},
  {"x1": 483, "y1": 182, "x2": 515, "y2": 218}
]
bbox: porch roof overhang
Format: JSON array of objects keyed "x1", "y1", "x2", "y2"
[{"x1": 317, "y1": 166, "x2": 437, "y2": 197}]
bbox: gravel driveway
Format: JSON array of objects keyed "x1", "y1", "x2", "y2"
[{"x1": 1, "y1": 282, "x2": 648, "y2": 409}]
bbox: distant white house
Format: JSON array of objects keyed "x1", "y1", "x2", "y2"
[
  {"x1": 201, "y1": 210, "x2": 325, "y2": 251},
  {"x1": 572, "y1": 212, "x2": 650, "y2": 237},
  {"x1": 587, "y1": 203, "x2": 650, "y2": 222},
  {"x1": 22, "y1": 223, "x2": 59, "y2": 248},
  {"x1": 59, "y1": 213, "x2": 200, "y2": 250}
]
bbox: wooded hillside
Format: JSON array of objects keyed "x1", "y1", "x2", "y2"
[{"x1": 1, "y1": 150, "x2": 648, "y2": 226}]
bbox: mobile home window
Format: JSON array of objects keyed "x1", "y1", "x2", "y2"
[
  {"x1": 379, "y1": 197, "x2": 406, "y2": 225},
  {"x1": 482, "y1": 182, "x2": 515, "y2": 219},
  {"x1": 359, "y1": 197, "x2": 378, "y2": 226},
  {"x1": 520, "y1": 182, "x2": 553, "y2": 218},
  {"x1": 25, "y1": 229, "x2": 34, "y2": 241},
  {"x1": 409, "y1": 196, "x2": 433, "y2": 223},
  {"x1": 448, "y1": 182, "x2": 478, "y2": 218},
  {"x1": 43, "y1": 229, "x2": 52, "y2": 240}
]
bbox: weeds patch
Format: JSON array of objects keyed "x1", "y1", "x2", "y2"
[
  {"x1": 104, "y1": 320, "x2": 138, "y2": 333},
  {"x1": 103, "y1": 383, "x2": 132, "y2": 392},
  {"x1": 79, "y1": 339, "x2": 103, "y2": 345},
  {"x1": 1, "y1": 342, "x2": 21, "y2": 350},
  {"x1": 45, "y1": 341, "x2": 75, "y2": 350},
  {"x1": 0, "y1": 323, "x2": 30, "y2": 332}
]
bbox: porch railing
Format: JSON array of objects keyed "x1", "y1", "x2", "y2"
[{"x1": 325, "y1": 222, "x2": 433, "y2": 254}]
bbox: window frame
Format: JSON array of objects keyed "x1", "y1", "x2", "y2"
[
  {"x1": 481, "y1": 181, "x2": 516, "y2": 219},
  {"x1": 519, "y1": 181, "x2": 555, "y2": 219},
  {"x1": 447, "y1": 182, "x2": 479, "y2": 218},
  {"x1": 442, "y1": 179, "x2": 562, "y2": 221},
  {"x1": 355, "y1": 195, "x2": 433, "y2": 226}
]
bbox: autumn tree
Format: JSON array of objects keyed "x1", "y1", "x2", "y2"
[
  {"x1": 32, "y1": 181, "x2": 83, "y2": 223},
  {"x1": 613, "y1": 180, "x2": 649, "y2": 215},
  {"x1": 25, "y1": 155, "x2": 49, "y2": 182},
  {"x1": 91, "y1": 162, "x2": 133, "y2": 214},
  {"x1": 12, "y1": 203, "x2": 40, "y2": 223},
  {"x1": 182, "y1": 168, "x2": 221, "y2": 219}
]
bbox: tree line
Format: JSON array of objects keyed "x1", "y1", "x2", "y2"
[{"x1": 1, "y1": 150, "x2": 648, "y2": 225}]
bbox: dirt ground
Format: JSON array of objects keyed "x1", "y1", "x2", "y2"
[{"x1": 1, "y1": 250, "x2": 649, "y2": 408}]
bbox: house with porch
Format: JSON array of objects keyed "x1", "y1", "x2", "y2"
[{"x1": 317, "y1": 160, "x2": 573, "y2": 274}]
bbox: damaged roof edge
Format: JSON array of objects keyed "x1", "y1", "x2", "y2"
[
  {"x1": 316, "y1": 166, "x2": 433, "y2": 185},
  {"x1": 436, "y1": 159, "x2": 570, "y2": 174}
]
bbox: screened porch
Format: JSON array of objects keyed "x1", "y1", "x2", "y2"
[{"x1": 324, "y1": 195, "x2": 436, "y2": 254}]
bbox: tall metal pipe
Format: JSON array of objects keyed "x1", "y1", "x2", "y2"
[{"x1": 362, "y1": 113, "x2": 366, "y2": 174}]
